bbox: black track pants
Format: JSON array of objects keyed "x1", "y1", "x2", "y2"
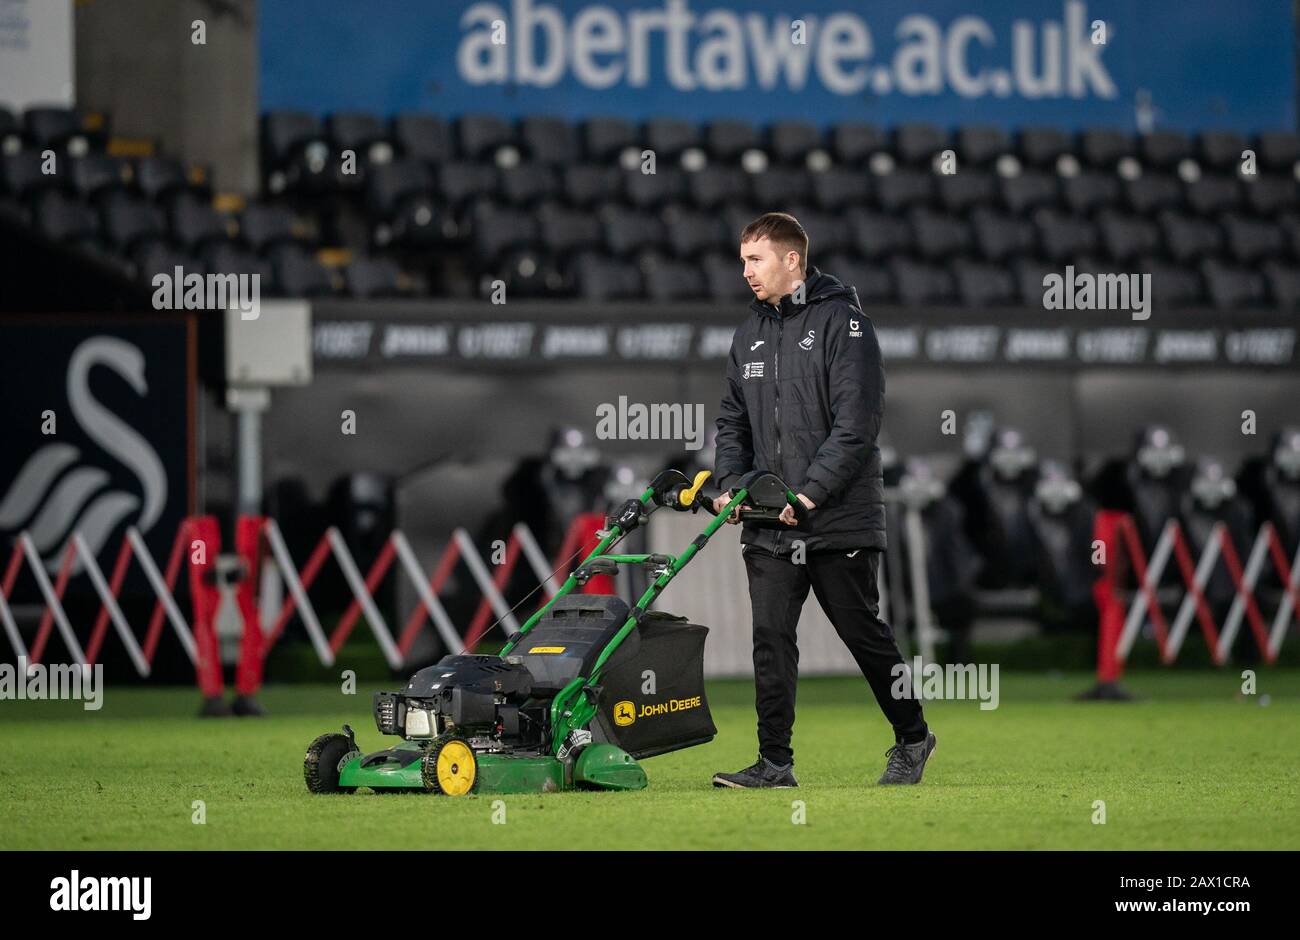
[{"x1": 743, "y1": 546, "x2": 928, "y2": 766}]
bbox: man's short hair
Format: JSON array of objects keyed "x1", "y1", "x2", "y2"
[{"x1": 740, "y1": 212, "x2": 808, "y2": 272}]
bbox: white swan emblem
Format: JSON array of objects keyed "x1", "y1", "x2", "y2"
[{"x1": 0, "y1": 337, "x2": 168, "y2": 574}]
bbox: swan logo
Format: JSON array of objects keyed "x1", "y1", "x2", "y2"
[{"x1": 0, "y1": 337, "x2": 168, "y2": 574}]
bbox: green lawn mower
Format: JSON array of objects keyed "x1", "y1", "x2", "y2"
[{"x1": 302, "y1": 468, "x2": 808, "y2": 797}]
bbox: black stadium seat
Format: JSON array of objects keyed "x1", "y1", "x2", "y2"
[
  {"x1": 687, "y1": 165, "x2": 749, "y2": 209},
  {"x1": 326, "y1": 112, "x2": 389, "y2": 159},
  {"x1": 1243, "y1": 177, "x2": 1296, "y2": 217},
  {"x1": 33, "y1": 190, "x2": 99, "y2": 244},
  {"x1": 168, "y1": 192, "x2": 231, "y2": 251},
  {"x1": 1221, "y1": 214, "x2": 1286, "y2": 263},
  {"x1": 572, "y1": 251, "x2": 642, "y2": 300},
  {"x1": 701, "y1": 251, "x2": 750, "y2": 301},
  {"x1": 1200, "y1": 258, "x2": 1267, "y2": 308},
  {"x1": 1096, "y1": 210, "x2": 1161, "y2": 261},
  {"x1": 848, "y1": 209, "x2": 913, "y2": 259},
  {"x1": 769, "y1": 121, "x2": 822, "y2": 165},
  {"x1": 1198, "y1": 131, "x2": 1248, "y2": 173},
  {"x1": 894, "y1": 123, "x2": 948, "y2": 165},
  {"x1": 1018, "y1": 127, "x2": 1071, "y2": 168},
  {"x1": 1140, "y1": 131, "x2": 1192, "y2": 170},
  {"x1": 520, "y1": 116, "x2": 579, "y2": 165},
  {"x1": 1158, "y1": 210, "x2": 1224, "y2": 263},
  {"x1": 954, "y1": 259, "x2": 1017, "y2": 306},
  {"x1": 999, "y1": 170, "x2": 1059, "y2": 214},
  {"x1": 706, "y1": 120, "x2": 761, "y2": 163},
  {"x1": 644, "y1": 118, "x2": 699, "y2": 161},
  {"x1": 890, "y1": 257, "x2": 957, "y2": 305},
  {"x1": 750, "y1": 167, "x2": 810, "y2": 207},
  {"x1": 344, "y1": 257, "x2": 404, "y2": 298},
  {"x1": 200, "y1": 242, "x2": 274, "y2": 282},
  {"x1": 471, "y1": 203, "x2": 538, "y2": 260},
  {"x1": 537, "y1": 203, "x2": 603, "y2": 254},
  {"x1": 268, "y1": 244, "x2": 335, "y2": 296},
  {"x1": 68, "y1": 155, "x2": 131, "y2": 201},
  {"x1": 562, "y1": 164, "x2": 622, "y2": 207},
  {"x1": 1256, "y1": 132, "x2": 1300, "y2": 173},
  {"x1": 1144, "y1": 260, "x2": 1204, "y2": 307},
  {"x1": 1, "y1": 151, "x2": 57, "y2": 198},
  {"x1": 956, "y1": 126, "x2": 1011, "y2": 167},
  {"x1": 970, "y1": 209, "x2": 1035, "y2": 262},
  {"x1": 240, "y1": 204, "x2": 300, "y2": 253},
  {"x1": 135, "y1": 156, "x2": 192, "y2": 202},
  {"x1": 600, "y1": 204, "x2": 666, "y2": 257},
  {"x1": 583, "y1": 117, "x2": 639, "y2": 162},
  {"x1": 392, "y1": 113, "x2": 453, "y2": 164},
  {"x1": 1062, "y1": 172, "x2": 1121, "y2": 215},
  {"x1": 1262, "y1": 261, "x2": 1300, "y2": 307},
  {"x1": 824, "y1": 254, "x2": 894, "y2": 303},
  {"x1": 99, "y1": 192, "x2": 165, "y2": 252},
  {"x1": 1185, "y1": 176, "x2": 1240, "y2": 215},
  {"x1": 623, "y1": 167, "x2": 684, "y2": 209},
  {"x1": 1079, "y1": 128, "x2": 1134, "y2": 169},
  {"x1": 831, "y1": 123, "x2": 887, "y2": 165},
  {"x1": 640, "y1": 253, "x2": 706, "y2": 300},
  {"x1": 909, "y1": 208, "x2": 972, "y2": 259},
  {"x1": 936, "y1": 170, "x2": 996, "y2": 213},
  {"x1": 810, "y1": 167, "x2": 870, "y2": 211},
  {"x1": 1033, "y1": 208, "x2": 1099, "y2": 261},
  {"x1": 498, "y1": 163, "x2": 558, "y2": 206},
  {"x1": 662, "y1": 207, "x2": 728, "y2": 258},
  {"x1": 457, "y1": 114, "x2": 515, "y2": 161},
  {"x1": 438, "y1": 162, "x2": 500, "y2": 207},
  {"x1": 24, "y1": 107, "x2": 93, "y2": 153},
  {"x1": 133, "y1": 243, "x2": 201, "y2": 283},
  {"x1": 874, "y1": 168, "x2": 933, "y2": 212},
  {"x1": 1124, "y1": 174, "x2": 1183, "y2": 215}
]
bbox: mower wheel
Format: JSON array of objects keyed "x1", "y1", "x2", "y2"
[
  {"x1": 304, "y1": 733, "x2": 359, "y2": 794},
  {"x1": 421, "y1": 735, "x2": 478, "y2": 796}
]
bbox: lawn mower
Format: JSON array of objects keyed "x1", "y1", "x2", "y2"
[{"x1": 303, "y1": 468, "x2": 808, "y2": 796}]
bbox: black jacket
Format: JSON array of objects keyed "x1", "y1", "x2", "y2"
[{"x1": 714, "y1": 267, "x2": 886, "y2": 554}]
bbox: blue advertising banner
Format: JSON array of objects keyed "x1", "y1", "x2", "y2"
[{"x1": 260, "y1": 0, "x2": 1295, "y2": 133}]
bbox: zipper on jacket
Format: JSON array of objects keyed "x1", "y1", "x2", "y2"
[{"x1": 773, "y1": 315, "x2": 783, "y2": 557}]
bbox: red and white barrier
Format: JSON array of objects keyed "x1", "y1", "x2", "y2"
[{"x1": 1093, "y1": 511, "x2": 1300, "y2": 686}]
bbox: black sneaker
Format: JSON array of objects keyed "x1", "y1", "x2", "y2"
[
  {"x1": 199, "y1": 695, "x2": 232, "y2": 718},
  {"x1": 877, "y1": 732, "x2": 937, "y2": 785},
  {"x1": 712, "y1": 756, "x2": 798, "y2": 789},
  {"x1": 230, "y1": 694, "x2": 267, "y2": 717}
]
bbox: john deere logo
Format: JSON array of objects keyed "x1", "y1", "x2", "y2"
[{"x1": 613, "y1": 700, "x2": 636, "y2": 726}]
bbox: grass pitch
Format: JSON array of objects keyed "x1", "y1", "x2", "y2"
[{"x1": 1, "y1": 671, "x2": 1297, "y2": 850}]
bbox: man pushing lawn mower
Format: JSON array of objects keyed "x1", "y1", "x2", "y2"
[{"x1": 710, "y1": 212, "x2": 937, "y2": 789}]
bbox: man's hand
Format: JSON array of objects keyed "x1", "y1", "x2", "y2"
[
  {"x1": 778, "y1": 493, "x2": 816, "y2": 526},
  {"x1": 713, "y1": 491, "x2": 741, "y2": 523}
]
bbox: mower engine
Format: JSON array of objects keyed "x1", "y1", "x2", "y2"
[{"x1": 374, "y1": 655, "x2": 539, "y2": 744}]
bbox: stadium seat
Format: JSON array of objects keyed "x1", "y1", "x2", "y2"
[
  {"x1": 1, "y1": 150, "x2": 58, "y2": 199},
  {"x1": 1079, "y1": 128, "x2": 1134, "y2": 169},
  {"x1": 1200, "y1": 258, "x2": 1267, "y2": 308},
  {"x1": 1185, "y1": 176, "x2": 1241, "y2": 215},
  {"x1": 890, "y1": 257, "x2": 957, "y2": 305},
  {"x1": 1140, "y1": 131, "x2": 1193, "y2": 171},
  {"x1": 874, "y1": 168, "x2": 933, "y2": 212},
  {"x1": 366, "y1": 160, "x2": 433, "y2": 217},
  {"x1": 831, "y1": 123, "x2": 887, "y2": 165},
  {"x1": 499, "y1": 163, "x2": 559, "y2": 206},
  {"x1": 662, "y1": 206, "x2": 728, "y2": 258},
  {"x1": 687, "y1": 165, "x2": 749, "y2": 209},
  {"x1": 135, "y1": 156, "x2": 194, "y2": 202},
  {"x1": 640, "y1": 253, "x2": 706, "y2": 300},
  {"x1": 824, "y1": 254, "x2": 895, "y2": 304},
  {"x1": 168, "y1": 192, "x2": 232, "y2": 251},
  {"x1": 848, "y1": 209, "x2": 913, "y2": 259},
  {"x1": 133, "y1": 243, "x2": 202, "y2": 284},
  {"x1": 326, "y1": 112, "x2": 391, "y2": 163},
  {"x1": 706, "y1": 120, "x2": 762, "y2": 163},
  {"x1": 769, "y1": 121, "x2": 823, "y2": 165},
  {"x1": 1143, "y1": 259, "x2": 1205, "y2": 307},
  {"x1": 810, "y1": 167, "x2": 871, "y2": 211},
  {"x1": 1124, "y1": 174, "x2": 1183, "y2": 215},
  {"x1": 600, "y1": 204, "x2": 667, "y2": 257},
  {"x1": 23, "y1": 106, "x2": 93, "y2": 154},
  {"x1": 1018, "y1": 127, "x2": 1071, "y2": 168},
  {"x1": 240, "y1": 204, "x2": 301, "y2": 253},
  {"x1": 68, "y1": 154, "x2": 131, "y2": 201},
  {"x1": 582, "y1": 117, "x2": 639, "y2": 162},
  {"x1": 538, "y1": 203, "x2": 603, "y2": 254},
  {"x1": 200, "y1": 242, "x2": 274, "y2": 282},
  {"x1": 1012, "y1": 259, "x2": 1056, "y2": 306},
  {"x1": 1033, "y1": 207, "x2": 1099, "y2": 261},
  {"x1": 495, "y1": 247, "x2": 566, "y2": 298},
  {"x1": 457, "y1": 114, "x2": 515, "y2": 161},
  {"x1": 1062, "y1": 172, "x2": 1121, "y2": 215},
  {"x1": 1096, "y1": 210, "x2": 1162, "y2": 261},
  {"x1": 1243, "y1": 176, "x2": 1297, "y2": 216},
  {"x1": 268, "y1": 244, "x2": 336, "y2": 297},
  {"x1": 343, "y1": 257, "x2": 404, "y2": 297},
  {"x1": 894, "y1": 124, "x2": 948, "y2": 165},
  {"x1": 936, "y1": 170, "x2": 996, "y2": 213},
  {"x1": 1221, "y1": 213, "x2": 1286, "y2": 263},
  {"x1": 970, "y1": 209, "x2": 1036, "y2": 262},
  {"x1": 572, "y1": 251, "x2": 642, "y2": 300},
  {"x1": 438, "y1": 162, "x2": 500, "y2": 207},
  {"x1": 623, "y1": 166, "x2": 684, "y2": 209},
  {"x1": 1158, "y1": 210, "x2": 1224, "y2": 262},
  {"x1": 391, "y1": 113, "x2": 453, "y2": 164},
  {"x1": 520, "y1": 116, "x2": 579, "y2": 165},
  {"x1": 750, "y1": 167, "x2": 811, "y2": 207},
  {"x1": 644, "y1": 118, "x2": 699, "y2": 162},
  {"x1": 790, "y1": 209, "x2": 850, "y2": 256},
  {"x1": 700, "y1": 251, "x2": 749, "y2": 301},
  {"x1": 956, "y1": 126, "x2": 1011, "y2": 167},
  {"x1": 99, "y1": 192, "x2": 166, "y2": 252},
  {"x1": 471, "y1": 202, "x2": 539, "y2": 260},
  {"x1": 33, "y1": 190, "x2": 99, "y2": 244},
  {"x1": 998, "y1": 170, "x2": 1059, "y2": 214},
  {"x1": 1255, "y1": 132, "x2": 1300, "y2": 174},
  {"x1": 1198, "y1": 131, "x2": 1248, "y2": 173},
  {"x1": 1262, "y1": 261, "x2": 1300, "y2": 307},
  {"x1": 562, "y1": 164, "x2": 622, "y2": 207},
  {"x1": 953, "y1": 259, "x2": 1017, "y2": 306},
  {"x1": 909, "y1": 208, "x2": 972, "y2": 259},
  {"x1": 261, "y1": 110, "x2": 335, "y2": 193}
]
